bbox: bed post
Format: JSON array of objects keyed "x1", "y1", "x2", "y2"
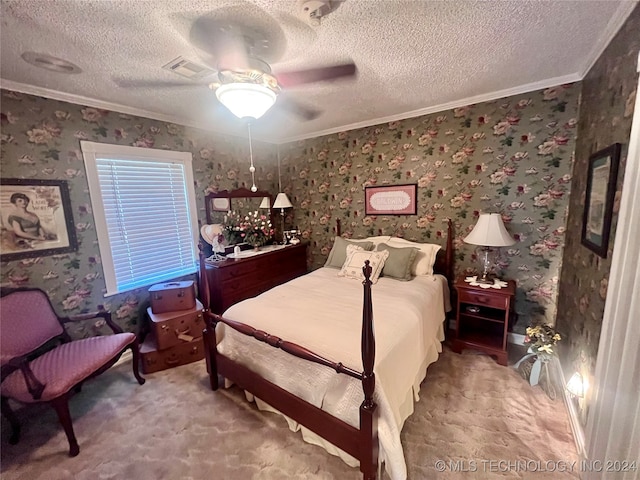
[
  {"x1": 360, "y1": 260, "x2": 378, "y2": 480},
  {"x1": 198, "y1": 243, "x2": 220, "y2": 390},
  {"x1": 445, "y1": 218, "x2": 454, "y2": 282}
]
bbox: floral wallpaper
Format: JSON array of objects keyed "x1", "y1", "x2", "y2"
[
  {"x1": 281, "y1": 85, "x2": 581, "y2": 332},
  {"x1": 556, "y1": 5, "x2": 639, "y2": 424},
  {"x1": 1, "y1": 84, "x2": 582, "y2": 338},
  {"x1": 0, "y1": 90, "x2": 279, "y2": 338}
]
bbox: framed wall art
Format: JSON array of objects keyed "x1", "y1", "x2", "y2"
[
  {"x1": 365, "y1": 184, "x2": 417, "y2": 216},
  {"x1": 581, "y1": 143, "x2": 621, "y2": 258},
  {"x1": 0, "y1": 178, "x2": 78, "y2": 261}
]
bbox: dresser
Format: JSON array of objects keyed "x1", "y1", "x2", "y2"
[
  {"x1": 452, "y1": 276, "x2": 516, "y2": 366},
  {"x1": 205, "y1": 243, "x2": 308, "y2": 314}
]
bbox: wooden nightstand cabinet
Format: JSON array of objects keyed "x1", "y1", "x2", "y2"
[{"x1": 452, "y1": 276, "x2": 516, "y2": 366}]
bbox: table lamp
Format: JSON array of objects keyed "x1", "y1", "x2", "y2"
[
  {"x1": 273, "y1": 192, "x2": 292, "y2": 244},
  {"x1": 463, "y1": 213, "x2": 515, "y2": 283}
]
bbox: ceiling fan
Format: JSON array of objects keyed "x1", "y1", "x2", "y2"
[{"x1": 117, "y1": 13, "x2": 357, "y2": 122}]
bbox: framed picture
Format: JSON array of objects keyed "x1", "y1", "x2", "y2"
[
  {"x1": 210, "y1": 197, "x2": 230, "y2": 212},
  {"x1": 1, "y1": 178, "x2": 78, "y2": 261},
  {"x1": 581, "y1": 143, "x2": 621, "y2": 258},
  {"x1": 365, "y1": 184, "x2": 417, "y2": 215}
]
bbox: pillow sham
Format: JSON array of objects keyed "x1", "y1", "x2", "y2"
[
  {"x1": 376, "y1": 243, "x2": 419, "y2": 281},
  {"x1": 386, "y1": 237, "x2": 441, "y2": 276},
  {"x1": 324, "y1": 236, "x2": 374, "y2": 269},
  {"x1": 338, "y1": 244, "x2": 389, "y2": 283}
]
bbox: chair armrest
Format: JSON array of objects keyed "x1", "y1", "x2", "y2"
[
  {"x1": 61, "y1": 306, "x2": 124, "y2": 334},
  {"x1": 1, "y1": 357, "x2": 45, "y2": 400}
]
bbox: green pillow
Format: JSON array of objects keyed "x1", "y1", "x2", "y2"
[
  {"x1": 325, "y1": 237, "x2": 374, "y2": 269},
  {"x1": 376, "y1": 243, "x2": 419, "y2": 281}
]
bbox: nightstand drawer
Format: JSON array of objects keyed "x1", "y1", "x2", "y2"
[{"x1": 458, "y1": 290, "x2": 508, "y2": 310}]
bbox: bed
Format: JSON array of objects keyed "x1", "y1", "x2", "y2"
[{"x1": 198, "y1": 220, "x2": 454, "y2": 480}]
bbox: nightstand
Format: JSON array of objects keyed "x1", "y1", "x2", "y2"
[{"x1": 452, "y1": 276, "x2": 516, "y2": 366}]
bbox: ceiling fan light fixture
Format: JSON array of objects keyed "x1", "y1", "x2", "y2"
[{"x1": 215, "y1": 83, "x2": 277, "y2": 119}]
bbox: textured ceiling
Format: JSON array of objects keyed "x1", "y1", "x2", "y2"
[{"x1": 0, "y1": 0, "x2": 636, "y2": 143}]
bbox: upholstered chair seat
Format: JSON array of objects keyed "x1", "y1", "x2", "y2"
[
  {"x1": 0, "y1": 287, "x2": 145, "y2": 457},
  {"x1": 1, "y1": 333, "x2": 136, "y2": 403}
]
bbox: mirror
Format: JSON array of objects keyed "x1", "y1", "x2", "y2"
[{"x1": 204, "y1": 187, "x2": 274, "y2": 240}]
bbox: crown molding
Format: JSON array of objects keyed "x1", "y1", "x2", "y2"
[
  {"x1": 0, "y1": 79, "x2": 206, "y2": 131},
  {"x1": 278, "y1": 72, "x2": 582, "y2": 144}
]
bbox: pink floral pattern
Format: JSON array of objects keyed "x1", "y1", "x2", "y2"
[
  {"x1": 281, "y1": 86, "x2": 580, "y2": 331},
  {"x1": 1, "y1": 91, "x2": 278, "y2": 338}
]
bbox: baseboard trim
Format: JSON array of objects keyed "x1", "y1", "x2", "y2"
[{"x1": 551, "y1": 357, "x2": 586, "y2": 457}]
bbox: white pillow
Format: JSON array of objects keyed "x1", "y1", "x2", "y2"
[
  {"x1": 362, "y1": 235, "x2": 392, "y2": 248},
  {"x1": 338, "y1": 244, "x2": 389, "y2": 283},
  {"x1": 386, "y1": 238, "x2": 441, "y2": 276}
]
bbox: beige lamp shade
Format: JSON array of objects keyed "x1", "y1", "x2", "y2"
[
  {"x1": 259, "y1": 197, "x2": 271, "y2": 209},
  {"x1": 273, "y1": 192, "x2": 292, "y2": 209},
  {"x1": 464, "y1": 213, "x2": 515, "y2": 247}
]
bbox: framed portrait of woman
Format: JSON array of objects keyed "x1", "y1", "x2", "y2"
[{"x1": 0, "y1": 178, "x2": 78, "y2": 261}]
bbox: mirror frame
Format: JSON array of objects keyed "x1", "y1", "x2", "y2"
[{"x1": 204, "y1": 187, "x2": 274, "y2": 227}]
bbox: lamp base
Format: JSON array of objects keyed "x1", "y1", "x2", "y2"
[{"x1": 475, "y1": 274, "x2": 495, "y2": 285}]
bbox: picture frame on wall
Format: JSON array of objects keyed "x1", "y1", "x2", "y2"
[
  {"x1": 364, "y1": 184, "x2": 418, "y2": 216},
  {"x1": 581, "y1": 143, "x2": 621, "y2": 258},
  {"x1": 0, "y1": 178, "x2": 78, "y2": 261}
]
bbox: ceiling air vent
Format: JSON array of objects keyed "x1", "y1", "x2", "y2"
[{"x1": 162, "y1": 56, "x2": 217, "y2": 80}]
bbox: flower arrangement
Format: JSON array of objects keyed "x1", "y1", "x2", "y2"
[
  {"x1": 525, "y1": 324, "x2": 562, "y2": 356},
  {"x1": 514, "y1": 323, "x2": 562, "y2": 396},
  {"x1": 223, "y1": 210, "x2": 274, "y2": 248}
]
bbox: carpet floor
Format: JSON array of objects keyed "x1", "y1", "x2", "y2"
[{"x1": 0, "y1": 346, "x2": 579, "y2": 480}]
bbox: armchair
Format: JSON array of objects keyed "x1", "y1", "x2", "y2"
[{"x1": 0, "y1": 287, "x2": 145, "y2": 456}]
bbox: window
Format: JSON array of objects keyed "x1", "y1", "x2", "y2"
[{"x1": 81, "y1": 141, "x2": 198, "y2": 296}]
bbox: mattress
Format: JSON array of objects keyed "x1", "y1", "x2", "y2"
[{"x1": 217, "y1": 267, "x2": 448, "y2": 480}]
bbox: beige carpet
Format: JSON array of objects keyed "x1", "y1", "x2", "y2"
[{"x1": 1, "y1": 346, "x2": 579, "y2": 480}]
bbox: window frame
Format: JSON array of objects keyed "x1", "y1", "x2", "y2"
[{"x1": 80, "y1": 141, "x2": 199, "y2": 296}]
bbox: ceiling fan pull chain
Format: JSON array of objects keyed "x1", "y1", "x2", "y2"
[{"x1": 247, "y1": 122, "x2": 257, "y2": 192}]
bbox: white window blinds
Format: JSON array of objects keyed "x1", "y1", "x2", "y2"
[{"x1": 81, "y1": 141, "x2": 198, "y2": 296}]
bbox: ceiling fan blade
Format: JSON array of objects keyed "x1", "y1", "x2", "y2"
[
  {"x1": 275, "y1": 62, "x2": 357, "y2": 88},
  {"x1": 114, "y1": 78, "x2": 209, "y2": 89},
  {"x1": 276, "y1": 96, "x2": 322, "y2": 121},
  {"x1": 189, "y1": 16, "x2": 251, "y2": 70}
]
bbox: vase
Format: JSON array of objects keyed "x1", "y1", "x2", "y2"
[{"x1": 513, "y1": 348, "x2": 557, "y2": 400}]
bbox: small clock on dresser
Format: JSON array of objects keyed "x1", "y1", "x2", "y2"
[{"x1": 451, "y1": 276, "x2": 516, "y2": 366}]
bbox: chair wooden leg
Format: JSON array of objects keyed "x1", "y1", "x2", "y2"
[
  {"x1": 1, "y1": 396, "x2": 21, "y2": 445},
  {"x1": 129, "y1": 341, "x2": 146, "y2": 385},
  {"x1": 50, "y1": 395, "x2": 79, "y2": 457}
]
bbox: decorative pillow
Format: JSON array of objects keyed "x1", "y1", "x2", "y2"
[
  {"x1": 324, "y1": 237, "x2": 374, "y2": 269},
  {"x1": 376, "y1": 243, "x2": 419, "y2": 281},
  {"x1": 338, "y1": 244, "x2": 389, "y2": 283},
  {"x1": 386, "y1": 238, "x2": 442, "y2": 276}
]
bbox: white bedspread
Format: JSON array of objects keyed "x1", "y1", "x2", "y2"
[{"x1": 218, "y1": 267, "x2": 447, "y2": 480}]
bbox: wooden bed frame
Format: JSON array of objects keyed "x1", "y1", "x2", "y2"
[{"x1": 198, "y1": 220, "x2": 454, "y2": 480}]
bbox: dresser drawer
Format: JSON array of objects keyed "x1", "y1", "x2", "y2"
[
  {"x1": 218, "y1": 260, "x2": 258, "y2": 281},
  {"x1": 206, "y1": 243, "x2": 308, "y2": 314},
  {"x1": 458, "y1": 289, "x2": 508, "y2": 310},
  {"x1": 221, "y1": 277, "x2": 260, "y2": 296}
]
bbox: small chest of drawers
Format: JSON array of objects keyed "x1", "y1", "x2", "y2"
[
  {"x1": 452, "y1": 276, "x2": 516, "y2": 366},
  {"x1": 205, "y1": 243, "x2": 308, "y2": 314}
]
